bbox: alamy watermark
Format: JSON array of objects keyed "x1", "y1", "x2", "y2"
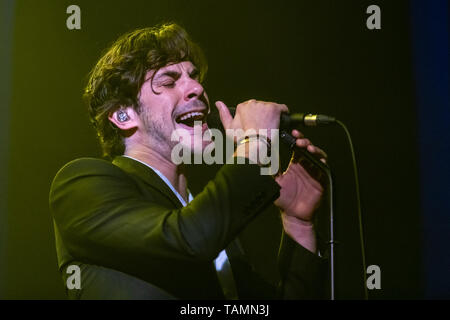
[
  {"x1": 170, "y1": 121, "x2": 280, "y2": 175},
  {"x1": 366, "y1": 5, "x2": 381, "y2": 30},
  {"x1": 66, "y1": 5, "x2": 81, "y2": 30},
  {"x1": 66, "y1": 265, "x2": 81, "y2": 290},
  {"x1": 366, "y1": 264, "x2": 381, "y2": 290}
]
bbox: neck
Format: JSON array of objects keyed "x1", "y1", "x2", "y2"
[{"x1": 124, "y1": 145, "x2": 188, "y2": 202}]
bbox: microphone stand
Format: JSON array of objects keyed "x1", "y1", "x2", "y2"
[{"x1": 280, "y1": 131, "x2": 336, "y2": 300}]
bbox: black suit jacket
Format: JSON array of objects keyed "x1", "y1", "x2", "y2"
[{"x1": 49, "y1": 156, "x2": 327, "y2": 299}]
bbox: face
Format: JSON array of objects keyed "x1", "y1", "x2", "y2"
[{"x1": 137, "y1": 61, "x2": 210, "y2": 159}]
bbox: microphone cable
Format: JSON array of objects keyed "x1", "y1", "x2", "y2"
[
  {"x1": 281, "y1": 118, "x2": 367, "y2": 300},
  {"x1": 335, "y1": 119, "x2": 368, "y2": 300},
  {"x1": 207, "y1": 107, "x2": 368, "y2": 299}
]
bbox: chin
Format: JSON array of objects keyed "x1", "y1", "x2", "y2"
[
  {"x1": 170, "y1": 124, "x2": 212, "y2": 165},
  {"x1": 185, "y1": 138, "x2": 209, "y2": 155}
]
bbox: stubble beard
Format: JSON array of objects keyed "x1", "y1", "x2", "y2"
[{"x1": 140, "y1": 109, "x2": 176, "y2": 160}]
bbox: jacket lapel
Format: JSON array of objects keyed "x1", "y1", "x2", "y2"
[
  {"x1": 113, "y1": 156, "x2": 256, "y2": 297},
  {"x1": 113, "y1": 157, "x2": 249, "y2": 260},
  {"x1": 112, "y1": 156, "x2": 183, "y2": 208}
]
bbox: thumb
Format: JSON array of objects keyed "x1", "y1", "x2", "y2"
[{"x1": 215, "y1": 101, "x2": 232, "y2": 129}]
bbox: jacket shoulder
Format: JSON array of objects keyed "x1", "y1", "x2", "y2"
[
  {"x1": 50, "y1": 157, "x2": 132, "y2": 194},
  {"x1": 53, "y1": 157, "x2": 126, "y2": 178}
]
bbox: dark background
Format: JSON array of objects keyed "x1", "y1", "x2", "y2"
[{"x1": 0, "y1": 0, "x2": 448, "y2": 299}]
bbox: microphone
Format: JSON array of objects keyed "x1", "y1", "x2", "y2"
[
  {"x1": 207, "y1": 107, "x2": 336, "y2": 131},
  {"x1": 281, "y1": 112, "x2": 336, "y2": 127}
]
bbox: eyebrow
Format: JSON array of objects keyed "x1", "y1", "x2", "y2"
[{"x1": 153, "y1": 71, "x2": 181, "y2": 81}]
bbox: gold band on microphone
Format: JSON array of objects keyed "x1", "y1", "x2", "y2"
[{"x1": 304, "y1": 114, "x2": 317, "y2": 126}]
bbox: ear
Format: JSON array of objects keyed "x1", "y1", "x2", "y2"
[{"x1": 108, "y1": 106, "x2": 140, "y2": 131}]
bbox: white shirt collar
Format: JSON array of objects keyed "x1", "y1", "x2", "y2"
[
  {"x1": 122, "y1": 156, "x2": 232, "y2": 288},
  {"x1": 122, "y1": 155, "x2": 193, "y2": 206}
]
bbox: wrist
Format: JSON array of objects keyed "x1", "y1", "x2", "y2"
[
  {"x1": 233, "y1": 139, "x2": 271, "y2": 166},
  {"x1": 281, "y1": 213, "x2": 317, "y2": 253}
]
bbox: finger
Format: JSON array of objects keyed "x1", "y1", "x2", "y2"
[
  {"x1": 295, "y1": 138, "x2": 311, "y2": 148},
  {"x1": 291, "y1": 129, "x2": 304, "y2": 138},
  {"x1": 279, "y1": 104, "x2": 289, "y2": 113},
  {"x1": 286, "y1": 152, "x2": 327, "y2": 188},
  {"x1": 215, "y1": 101, "x2": 232, "y2": 129},
  {"x1": 290, "y1": 161, "x2": 324, "y2": 191},
  {"x1": 307, "y1": 145, "x2": 328, "y2": 159}
]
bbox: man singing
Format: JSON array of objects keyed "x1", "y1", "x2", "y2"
[{"x1": 49, "y1": 23, "x2": 328, "y2": 299}]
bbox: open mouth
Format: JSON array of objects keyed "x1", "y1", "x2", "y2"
[{"x1": 175, "y1": 110, "x2": 207, "y2": 128}]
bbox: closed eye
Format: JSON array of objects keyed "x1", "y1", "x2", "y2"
[
  {"x1": 189, "y1": 69, "x2": 200, "y2": 81},
  {"x1": 162, "y1": 82, "x2": 175, "y2": 88},
  {"x1": 154, "y1": 70, "x2": 180, "y2": 88}
]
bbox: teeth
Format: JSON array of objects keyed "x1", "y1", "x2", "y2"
[{"x1": 179, "y1": 111, "x2": 204, "y2": 121}]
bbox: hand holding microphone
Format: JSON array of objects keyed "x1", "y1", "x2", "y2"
[
  {"x1": 214, "y1": 99, "x2": 288, "y2": 166},
  {"x1": 208, "y1": 100, "x2": 331, "y2": 174},
  {"x1": 214, "y1": 99, "x2": 288, "y2": 134},
  {"x1": 210, "y1": 103, "x2": 336, "y2": 131},
  {"x1": 210, "y1": 98, "x2": 329, "y2": 253}
]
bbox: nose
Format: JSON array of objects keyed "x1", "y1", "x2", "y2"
[{"x1": 184, "y1": 77, "x2": 204, "y2": 101}]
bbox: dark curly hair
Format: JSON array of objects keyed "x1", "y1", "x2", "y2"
[{"x1": 84, "y1": 23, "x2": 208, "y2": 159}]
